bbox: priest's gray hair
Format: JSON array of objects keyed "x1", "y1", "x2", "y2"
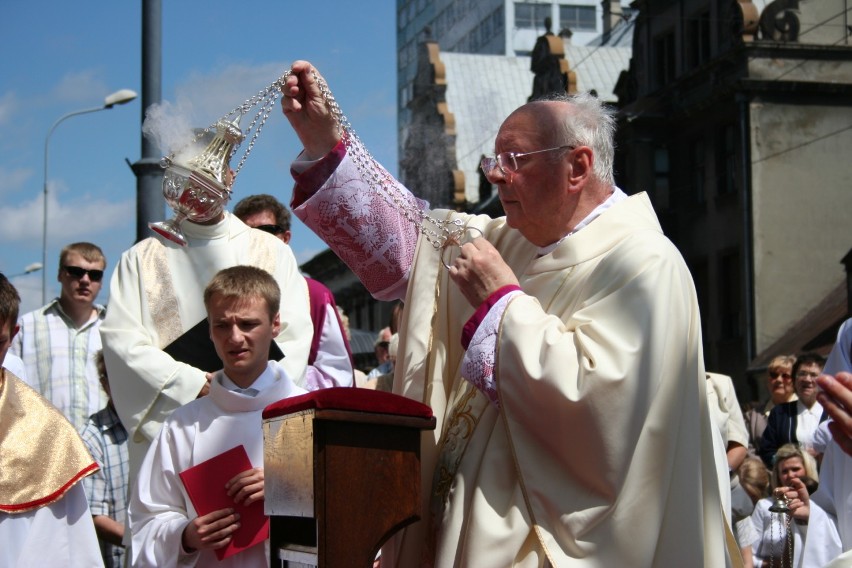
[{"x1": 545, "y1": 92, "x2": 617, "y2": 187}]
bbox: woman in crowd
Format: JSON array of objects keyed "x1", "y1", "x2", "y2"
[
  {"x1": 745, "y1": 355, "x2": 797, "y2": 455},
  {"x1": 750, "y1": 444, "x2": 818, "y2": 567}
]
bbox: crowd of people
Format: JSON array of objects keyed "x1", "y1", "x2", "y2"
[{"x1": 1, "y1": 59, "x2": 851, "y2": 567}]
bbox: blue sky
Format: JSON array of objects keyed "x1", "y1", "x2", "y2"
[{"x1": 0, "y1": 1, "x2": 397, "y2": 313}]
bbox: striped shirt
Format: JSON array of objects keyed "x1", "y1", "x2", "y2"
[
  {"x1": 81, "y1": 404, "x2": 129, "y2": 568},
  {"x1": 10, "y1": 298, "x2": 107, "y2": 430}
]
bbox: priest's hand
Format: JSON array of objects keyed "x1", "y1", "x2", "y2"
[
  {"x1": 181, "y1": 508, "x2": 240, "y2": 552},
  {"x1": 817, "y1": 372, "x2": 852, "y2": 457},
  {"x1": 197, "y1": 373, "x2": 213, "y2": 398},
  {"x1": 226, "y1": 467, "x2": 264, "y2": 507},
  {"x1": 281, "y1": 60, "x2": 341, "y2": 161},
  {"x1": 449, "y1": 238, "x2": 519, "y2": 308}
]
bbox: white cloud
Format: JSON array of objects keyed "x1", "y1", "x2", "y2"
[
  {"x1": 0, "y1": 188, "x2": 134, "y2": 244},
  {"x1": 0, "y1": 92, "x2": 18, "y2": 128},
  {"x1": 143, "y1": 61, "x2": 289, "y2": 158},
  {"x1": 0, "y1": 167, "x2": 34, "y2": 197},
  {"x1": 8, "y1": 274, "x2": 44, "y2": 315},
  {"x1": 50, "y1": 69, "x2": 111, "y2": 105},
  {"x1": 48, "y1": 197, "x2": 135, "y2": 241}
]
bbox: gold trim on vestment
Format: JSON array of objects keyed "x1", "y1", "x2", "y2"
[
  {"x1": 245, "y1": 230, "x2": 279, "y2": 275},
  {"x1": 496, "y1": 294, "x2": 559, "y2": 566},
  {"x1": 0, "y1": 370, "x2": 98, "y2": 513},
  {"x1": 138, "y1": 238, "x2": 182, "y2": 348}
]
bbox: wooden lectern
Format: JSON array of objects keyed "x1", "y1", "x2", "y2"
[{"x1": 263, "y1": 388, "x2": 436, "y2": 568}]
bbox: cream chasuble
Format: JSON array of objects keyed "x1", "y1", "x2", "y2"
[
  {"x1": 101, "y1": 212, "x2": 312, "y2": 475},
  {"x1": 293, "y1": 154, "x2": 732, "y2": 567}
]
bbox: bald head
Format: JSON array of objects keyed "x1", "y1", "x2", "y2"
[
  {"x1": 508, "y1": 94, "x2": 616, "y2": 188},
  {"x1": 489, "y1": 95, "x2": 617, "y2": 245}
]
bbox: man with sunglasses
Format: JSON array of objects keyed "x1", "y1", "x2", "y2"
[
  {"x1": 277, "y1": 62, "x2": 732, "y2": 567},
  {"x1": 11, "y1": 241, "x2": 108, "y2": 431},
  {"x1": 233, "y1": 193, "x2": 354, "y2": 389}
]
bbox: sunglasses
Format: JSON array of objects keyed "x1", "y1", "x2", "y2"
[
  {"x1": 63, "y1": 265, "x2": 104, "y2": 282},
  {"x1": 255, "y1": 224, "x2": 285, "y2": 235},
  {"x1": 769, "y1": 371, "x2": 791, "y2": 380}
]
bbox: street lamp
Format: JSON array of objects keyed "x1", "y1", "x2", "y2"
[
  {"x1": 8, "y1": 262, "x2": 44, "y2": 279},
  {"x1": 42, "y1": 89, "x2": 137, "y2": 303}
]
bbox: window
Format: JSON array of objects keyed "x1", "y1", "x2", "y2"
[
  {"x1": 653, "y1": 31, "x2": 676, "y2": 87},
  {"x1": 560, "y1": 5, "x2": 596, "y2": 32},
  {"x1": 653, "y1": 145, "x2": 670, "y2": 210},
  {"x1": 719, "y1": 251, "x2": 741, "y2": 339},
  {"x1": 690, "y1": 138, "x2": 706, "y2": 206},
  {"x1": 716, "y1": 124, "x2": 738, "y2": 196},
  {"x1": 515, "y1": 2, "x2": 551, "y2": 29},
  {"x1": 399, "y1": 84, "x2": 413, "y2": 110},
  {"x1": 687, "y1": 11, "x2": 712, "y2": 68}
]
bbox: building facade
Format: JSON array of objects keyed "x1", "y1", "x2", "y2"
[
  {"x1": 616, "y1": 0, "x2": 852, "y2": 400},
  {"x1": 396, "y1": 0, "x2": 632, "y2": 175}
]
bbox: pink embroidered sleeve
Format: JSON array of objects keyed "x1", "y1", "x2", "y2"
[
  {"x1": 461, "y1": 289, "x2": 524, "y2": 408},
  {"x1": 290, "y1": 148, "x2": 424, "y2": 301}
]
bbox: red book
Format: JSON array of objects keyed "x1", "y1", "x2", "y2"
[{"x1": 178, "y1": 445, "x2": 269, "y2": 560}]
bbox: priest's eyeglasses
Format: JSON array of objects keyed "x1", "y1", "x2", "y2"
[{"x1": 480, "y1": 145, "x2": 574, "y2": 180}]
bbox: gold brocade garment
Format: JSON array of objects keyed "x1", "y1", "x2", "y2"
[{"x1": 0, "y1": 369, "x2": 98, "y2": 513}]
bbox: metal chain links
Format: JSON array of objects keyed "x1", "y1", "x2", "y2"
[
  {"x1": 163, "y1": 68, "x2": 465, "y2": 251},
  {"x1": 308, "y1": 71, "x2": 464, "y2": 250},
  {"x1": 769, "y1": 499, "x2": 793, "y2": 568}
]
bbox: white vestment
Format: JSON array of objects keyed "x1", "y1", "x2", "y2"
[
  {"x1": 798, "y1": 316, "x2": 851, "y2": 566},
  {"x1": 824, "y1": 317, "x2": 851, "y2": 375},
  {"x1": 0, "y1": 370, "x2": 103, "y2": 567},
  {"x1": 803, "y1": 440, "x2": 849, "y2": 566},
  {"x1": 292, "y1": 153, "x2": 731, "y2": 567},
  {"x1": 0, "y1": 483, "x2": 104, "y2": 568},
  {"x1": 101, "y1": 212, "x2": 312, "y2": 474},
  {"x1": 129, "y1": 361, "x2": 304, "y2": 568}
]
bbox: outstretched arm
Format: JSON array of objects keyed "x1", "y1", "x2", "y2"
[{"x1": 280, "y1": 60, "x2": 341, "y2": 160}]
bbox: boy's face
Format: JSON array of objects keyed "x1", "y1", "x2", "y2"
[
  {"x1": 58, "y1": 251, "x2": 105, "y2": 306},
  {"x1": 208, "y1": 293, "x2": 280, "y2": 386},
  {"x1": 0, "y1": 319, "x2": 18, "y2": 366}
]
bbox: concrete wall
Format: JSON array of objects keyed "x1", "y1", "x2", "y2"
[{"x1": 750, "y1": 100, "x2": 852, "y2": 351}]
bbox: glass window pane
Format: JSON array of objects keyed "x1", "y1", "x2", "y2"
[{"x1": 560, "y1": 5, "x2": 597, "y2": 32}]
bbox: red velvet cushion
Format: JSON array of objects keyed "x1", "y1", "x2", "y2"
[{"x1": 263, "y1": 387, "x2": 433, "y2": 420}]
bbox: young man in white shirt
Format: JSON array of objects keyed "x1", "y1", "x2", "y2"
[{"x1": 129, "y1": 266, "x2": 306, "y2": 567}]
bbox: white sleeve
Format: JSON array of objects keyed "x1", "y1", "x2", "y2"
[
  {"x1": 750, "y1": 501, "x2": 770, "y2": 564},
  {"x1": 1, "y1": 354, "x2": 28, "y2": 384},
  {"x1": 308, "y1": 305, "x2": 354, "y2": 388},
  {"x1": 811, "y1": 420, "x2": 832, "y2": 455},
  {"x1": 800, "y1": 500, "x2": 843, "y2": 568},
  {"x1": 824, "y1": 318, "x2": 852, "y2": 375},
  {"x1": 129, "y1": 424, "x2": 199, "y2": 568},
  {"x1": 724, "y1": 377, "x2": 749, "y2": 448}
]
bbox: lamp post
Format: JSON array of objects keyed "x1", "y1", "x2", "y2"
[
  {"x1": 8, "y1": 262, "x2": 44, "y2": 279},
  {"x1": 42, "y1": 89, "x2": 137, "y2": 304}
]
